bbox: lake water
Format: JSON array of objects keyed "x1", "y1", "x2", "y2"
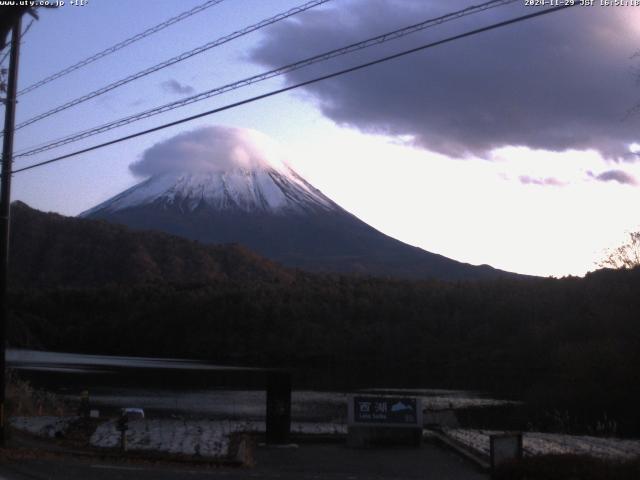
[{"x1": 8, "y1": 349, "x2": 515, "y2": 423}]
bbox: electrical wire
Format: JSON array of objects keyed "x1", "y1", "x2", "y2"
[
  {"x1": 17, "y1": 0, "x2": 228, "y2": 96},
  {"x1": 0, "y1": 47, "x2": 9, "y2": 68},
  {"x1": 11, "y1": 4, "x2": 578, "y2": 175},
  {"x1": 15, "y1": 0, "x2": 518, "y2": 158},
  {"x1": 20, "y1": 19, "x2": 35, "y2": 40},
  {"x1": 10, "y1": 0, "x2": 332, "y2": 132}
]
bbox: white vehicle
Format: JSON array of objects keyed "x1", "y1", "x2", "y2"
[{"x1": 121, "y1": 408, "x2": 145, "y2": 420}]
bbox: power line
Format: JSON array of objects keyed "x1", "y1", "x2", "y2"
[
  {"x1": 12, "y1": 4, "x2": 577, "y2": 176},
  {"x1": 10, "y1": 0, "x2": 332, "y2": 132},
  {"x1": 17, "y1": 0, "x2": 228, "y2": 96},
  {"x1": 19, "y1": 19, "x2": 35, "y2": 40},
  {"x1": 15, "y1": 0, "x2": 519, "y2": 158},
  {"x1": 0, "y1": 48, "x2": 9, "y2": 68}
]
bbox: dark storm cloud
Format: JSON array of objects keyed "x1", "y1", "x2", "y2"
[
  {"x1": 160, "y1": 79, "x2": 195, "y2": 96},
  {"x1": 250, "y1": 0, "x2": 640, "y2": 160},
  {"x1": 594, "y1": 169, "x2": 638, "y2": 186}
]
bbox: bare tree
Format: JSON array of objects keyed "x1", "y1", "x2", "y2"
[{"x1": 599, "y1": 231, "x2": 640, "y2": 269}]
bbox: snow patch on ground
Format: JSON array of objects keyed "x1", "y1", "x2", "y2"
[
  {"x1": 91, "y1": 419, "x2": 233, "y2": 458},
  {"x1": 425, "y1": 397, "x2": 515, "y2": 410},
  {"x1": 443, "y1": 428, "x2": 640, "y2": 460},
  {"x1": 10, "y1": 416, "x2": 78, "y2": 438},
  {"x1": 90, "y1": 419, "x2": 347, "y2": 459}
]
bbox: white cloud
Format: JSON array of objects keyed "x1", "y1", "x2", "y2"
[{"x1": 130, "y1": 126, "x2": 289, "y2": 177}]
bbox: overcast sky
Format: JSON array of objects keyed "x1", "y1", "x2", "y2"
[{"x1": 4, "y1": 0, "x2": 640, "y2": 277}]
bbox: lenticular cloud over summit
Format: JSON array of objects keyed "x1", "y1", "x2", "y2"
[{"x1": 130, "y1": 126, "x2": 288, "y2": 177}]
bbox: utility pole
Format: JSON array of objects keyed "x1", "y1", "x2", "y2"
[{"x1": 0, "y1": 13, "x2": 22, "y2": 447}]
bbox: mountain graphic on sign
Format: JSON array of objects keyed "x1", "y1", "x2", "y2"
[{"x1": 390, "y1": 401, "x2": 413, "y2": 413}]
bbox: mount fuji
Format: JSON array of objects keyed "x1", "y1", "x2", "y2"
[{"x1": 82, "y1": 127, "x2": 513, "y2": 280}]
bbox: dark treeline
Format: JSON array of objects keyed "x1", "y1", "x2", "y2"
[
  {"x1": 8, "y1": 202, "x2": 640, "y2": 434},
  {"x1": 9, "y1": 266, "x2": 640, "y2": 435}
]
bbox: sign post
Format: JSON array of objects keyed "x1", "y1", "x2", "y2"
[
  {"x1": 490, "y1": 433, "x2": 523, "y2": 471},
  {"x1": 265, "y1": 371, "x2": 291, "y2": 445},
  {"x1": 347, "y1": 396, "x2": 422, "y2": 447}
]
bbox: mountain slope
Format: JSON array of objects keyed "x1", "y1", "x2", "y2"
[
  {"x1": 9, "y1": 201, "x2": 291, "y2": 289},
  {"x1": 83, "y1": 165, "x2": 515, "y2": 281}
]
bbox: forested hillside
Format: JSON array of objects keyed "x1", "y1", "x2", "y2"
[
  {"x1": 10, "y1": 201, "x2": 291, "y2": 287},
  {"x1": 8, "y1": 202, "x2": 640, "y2": 435}
]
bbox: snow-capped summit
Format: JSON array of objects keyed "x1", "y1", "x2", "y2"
[
  {"x1": 83, "y1": 126, "x2": 514, "y2": 281},
  {"x1": 83, "y1": 126, "x2": 337, "y2": 216},
  {"x1": 82, "y1": 166, "x2": 337, "y2": 216}
]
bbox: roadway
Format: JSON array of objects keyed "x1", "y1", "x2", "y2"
[{"x1": 0, "y1": 442, "x2": 488, "y2": 480}]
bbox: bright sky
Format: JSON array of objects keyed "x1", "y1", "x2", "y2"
[{"x1": 3, "y1": 0, "x2": 640, "y2": 278}]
